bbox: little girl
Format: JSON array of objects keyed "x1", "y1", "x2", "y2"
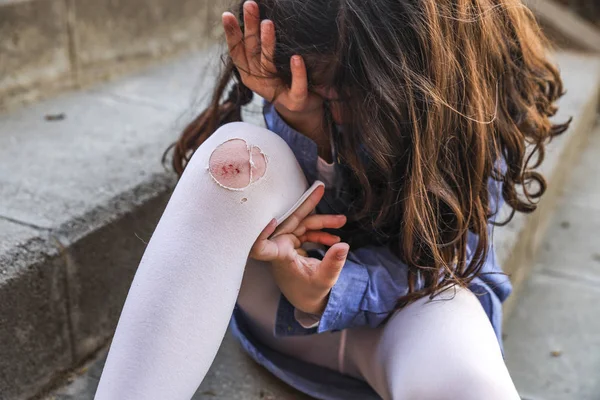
[{"x1": 95, "y1": 1, "x2": 569, "y2": 399}]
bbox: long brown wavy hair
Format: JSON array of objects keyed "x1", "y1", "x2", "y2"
[{"x1": 169, "y1": 0, "x2": 570, "y2": 304}]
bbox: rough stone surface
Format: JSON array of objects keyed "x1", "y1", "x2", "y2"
[
  {"x1": 540, "y1": 204, "x2": 600, "y2": 281},
  {"x1": 46, "y1": 332, "x2": 310, "y2": 400},
  {"x1": 505, "y1": 277, "x2": 600, "y2": 400},
  {"x1": 193, "y1": 333, "x2": 311, "y2": 400},
  {"x1": 94, "y1": 47, "x2": 266, "y2": 129},
  {"x1": 0, "y1": 221, "x2": 71, "y2": 400},
  {"x1": 70, "y1": 0, "x2": 224, "y2": 84},
  {"x1": 0, "y1": 218, "x2": 42, "y2": 264},
  {"x1": 0, "y1": 90, "x2": 177, "y2": 230},
  {"x1": 0, "y1": 0, "x2": 232, "y2": 110},
  {"x1": 504, "y1": 128, "x2": 600, "y2": 400},
  {"x1": 0, "y1": 0, "x2": 71, "y2": 108},
  {"x1": 95, "y1": 49, "x2": 222, "y2": 112}
]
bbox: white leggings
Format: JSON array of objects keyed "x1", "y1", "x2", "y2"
[{"x1": 95, "y1": 122, "x2": 520, "y2": 400}]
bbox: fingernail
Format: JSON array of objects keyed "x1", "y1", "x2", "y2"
[
  {"x1": 292, "y1": 56, "x2": 301, "y2": 67},
  {"x1": 260, "y1": 20, "x2": 272, "y2": 33},
  {"x1": 336, "y1": 246, "x2": 349, "y2": 260}
]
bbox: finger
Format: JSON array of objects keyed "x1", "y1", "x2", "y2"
[
  {"x1": 250, "y1": 238, "x2": 279, "y2": 261},
  {"x1": 273, "y1": 185, "x2": 325, "y2": 236},
  {"x1": 256, "y1": 234, "x2": 300, "y2": 263},
  {"x1": 294, "y1": 214, "x2": 347, "y2": 236},
  {"x1": 249, "y1": 219, "x2": 277, "y2": 261},
  {"x1": 258, "y1": 218, "x2": 277, "y2": 241},
  {"x1": 288, "y1": 55, "x2": 309, "y2": 110},
  {"x1": 287, "y1": 233, "x2": 302, "y2": 249},
  {"x1": 317, "y1": 243, "x2": 349, "y2": 285},
  {"x1": 222, "y1": 12, "x2": 249, "y2": 74},
  {"x1": 243, "y1": 1, "x2": 261, "y2": 73},
  {"x1": 260, "y1": 19, "x2": 277, "y2": 75},
  {"x1": 300, "y1": 231, "x2": 341, "y2": 247}
]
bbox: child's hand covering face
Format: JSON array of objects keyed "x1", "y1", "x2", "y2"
[
  {"x1": 250, "y1": 185, "x2": 350, "y2": 316},
  {"x1": 222, "y1": 2, "x2": 328, "y2": 137}
]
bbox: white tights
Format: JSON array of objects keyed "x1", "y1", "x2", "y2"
[{"x1": 95, "y1": 122, "x2": 520, "y2": 400}]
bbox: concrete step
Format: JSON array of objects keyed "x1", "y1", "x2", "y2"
[
  {"x1": 1, "y1": 50, "x2": 598, "y2": 399},
  {"x1": 0, "y1": 0, "x2": 227, "y2": 111},
  {"x1": 504, "y1": 126, "x2": 600, "y2": 400}
]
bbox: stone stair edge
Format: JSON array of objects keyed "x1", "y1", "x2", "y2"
[
  {"x1": 0, "y1": 175, "x2": 177, "y2": 400},
  {"x1": 1, "y1": 172, "x2": 175, "y2": 258}
]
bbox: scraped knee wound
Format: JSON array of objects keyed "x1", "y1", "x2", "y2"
[{"x1": 208, "y1": 139, "x2": 267, "y2": 190}]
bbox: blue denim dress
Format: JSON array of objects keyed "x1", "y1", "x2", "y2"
[{"x1": 229, "y1": 102, "x2": 513, "y2": 400}]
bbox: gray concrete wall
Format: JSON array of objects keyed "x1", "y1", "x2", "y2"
[
  {"x1": 0, "y1": 0, "x2": 233, "y2": 110},
  {"x1": 0, "y1": 0, "x2": 72, "y2": 108}
]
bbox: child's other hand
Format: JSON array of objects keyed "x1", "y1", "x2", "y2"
[
  {"x1": 222, "y1": 2, "x2": 325, "y2": 136},
  {"x1": 250, "y1": 185, "x2": 349, "y2": 315}
]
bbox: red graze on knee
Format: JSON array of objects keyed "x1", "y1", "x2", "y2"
[
  {"x1": 209, "y1": 139, "x2": 267, "y2": 190},
  {"x1": 219, "y1": 163, "x2": 241, "y2": 176}
]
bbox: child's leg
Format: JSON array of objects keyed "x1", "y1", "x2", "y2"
[
  {"x1": 95, "y1": 122, "x2": 323, "y2": 400},
  {"x1": 344, "y1": 286, "x2": 520, "y2": 400}
]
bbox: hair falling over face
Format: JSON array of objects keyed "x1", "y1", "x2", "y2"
[{"x1": 167, "y1": 0, "x2": 570, "y2": 307}]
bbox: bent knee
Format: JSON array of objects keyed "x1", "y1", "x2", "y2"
[
  {"x1": 181, "y1": 122, "x2": 309, "y2": 218},
  {"x1": 208, "y1": 138, "x2": 267, "y2": 190}
]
